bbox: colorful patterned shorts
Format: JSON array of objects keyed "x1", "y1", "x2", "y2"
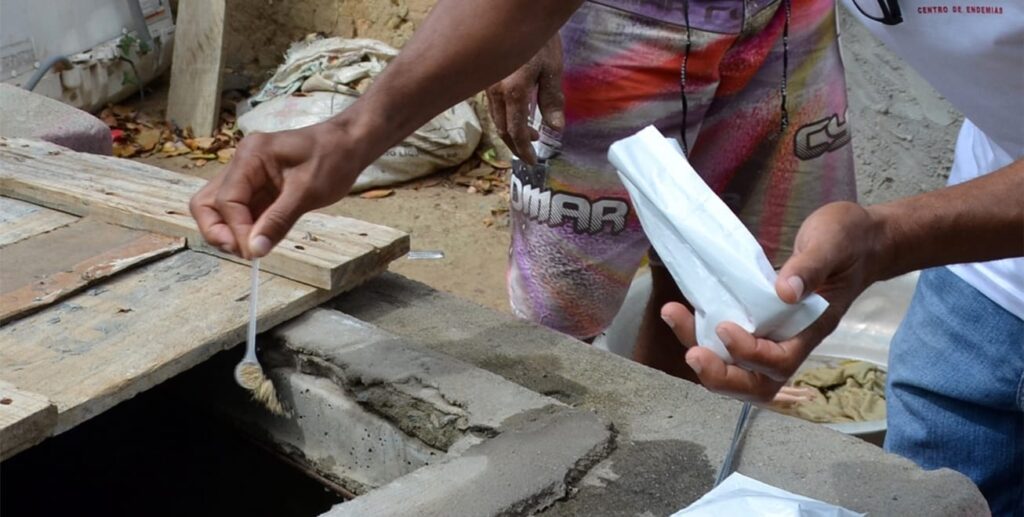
[{"x1": 507, "y1": 0, "x2": 856, "y2": 339}]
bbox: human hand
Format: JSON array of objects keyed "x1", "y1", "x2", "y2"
[
  {"x1": 660, "y1": 202, "x2": 888, "y2": 402},
  {"x1": 189, "y1": 122, "x2": 363, "y2": 259},
  {"x1": 485, "y1": 35, "x2": 565, "y2": 164}
]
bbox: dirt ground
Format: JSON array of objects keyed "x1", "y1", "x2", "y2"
[{"x1": 131, "y1": 83, "x2": 512, "y2": 313}]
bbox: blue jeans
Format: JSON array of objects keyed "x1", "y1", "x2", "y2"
[{"x1": 885, "y1": 267, "x2": 1024, "y2": 516}]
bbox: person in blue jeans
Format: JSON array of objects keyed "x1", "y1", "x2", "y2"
[{"x1": 661, "y1": 0, "x2": 1024, "y2": 514}]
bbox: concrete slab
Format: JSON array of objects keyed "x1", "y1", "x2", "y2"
[
  {"x1": 0, "y1": 84, "x2": 111, "y2": 155},
  {"x1": 328, "y1": 406, "x2": 613, "y2": 517},
  {"x1": 193, "y1": 308, "x2": 614, "y2": 511},
  {"x1": 330, "y1": 273, "x2": 989, "y2": 516}
]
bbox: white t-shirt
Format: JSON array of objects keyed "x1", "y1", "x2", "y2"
[{"x1": 840, "y1": 0, "x2": 1024, "y2": 320}]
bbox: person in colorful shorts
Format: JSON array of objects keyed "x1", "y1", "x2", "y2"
[{"x1": 487, "y1": 0, "x2": 856, "y2": 378}]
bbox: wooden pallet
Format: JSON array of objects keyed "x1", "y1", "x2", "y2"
[{"x1": 0, "y1": 139, "x2": 410, "y2": 458}]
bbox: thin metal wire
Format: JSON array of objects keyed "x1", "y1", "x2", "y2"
[{"x1": 716, "y1": 401, "x2": 752, "y2": 486}]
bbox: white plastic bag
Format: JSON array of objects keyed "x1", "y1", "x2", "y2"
[
  {"x1": 672, "y1": 473, "x2": 865, "y2": 516},
  {"x1": 238, "y1": 36, "x2": 481, "y2": 193},
  {"x1": 608, "y1": 126, "x2": 828, "y2": 362}
]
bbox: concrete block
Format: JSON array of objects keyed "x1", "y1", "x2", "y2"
[
  {"x1": 327, "y1": 406, "x2": 613, "y2": 517},
  {"x1": 196, "y1": 308, "x2": 615, "y2": 511},
  {"x1": 0, "y1": 84, "x2": 112, "y2": 155}
]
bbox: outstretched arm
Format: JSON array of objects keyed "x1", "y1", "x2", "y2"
[{"x1": 190, "y1": 0, "x2": 584, "y2": 258}]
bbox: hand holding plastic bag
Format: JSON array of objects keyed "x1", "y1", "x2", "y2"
[{"x1": 608, "y1": 126, "x2": 828, "y2": 362}]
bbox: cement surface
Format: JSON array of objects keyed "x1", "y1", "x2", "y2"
[
  {"x1": 331, "y1": 273, "x2": 989, "y2": 516},
  {"x1": 0, "y1": 84, "x2": 112, "y2": 155},
  {"x1": 327, "y1": 406, "x2": 613, "y2": 517}
]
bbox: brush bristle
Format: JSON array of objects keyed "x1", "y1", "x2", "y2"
[{"x1": 238, "y1": 363, "x2": 288, "y2": 416}]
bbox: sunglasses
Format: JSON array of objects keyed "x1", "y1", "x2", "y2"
[{"x1": 852, "y1": 0, "x2": 904, "y2": 25}]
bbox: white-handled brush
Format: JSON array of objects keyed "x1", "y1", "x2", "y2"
[{"x1": 234, "y1": 258, "x2": 287, "y2": 415}]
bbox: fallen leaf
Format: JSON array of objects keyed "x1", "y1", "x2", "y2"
[
  {"x1": 113, "y1": 142, "x2": 138, "y2": 158},
  {"x1": 160, "y1": 142, "x2": 191, "y2": 157},
  {"x1": 99, "y1": 109, "x2": 118, "y2": 127},
  {"x1": 465, "y1": 166, "x2": 495, "y2": 178},
  {"x1": 136, "y1": 128, "x2": 162, "y2": 151},
  {"x1": 478, "y1": 148, "x2": 512, "y2": 169},
  {"x1": 360, "y1": 189, "x2": 395, "y2": 199},
  {"x1": 188, "y1": 152, "x2": 218, "y2": 160},
  {"x1": 482, "y1": 216, "x2": 494, "y2": 227},
  {"x1": 216, "y1": 148, "x2": 236, "y2": 163},
  {"x1": 467, "y1": 186, "x2": 478, "y2": 194},
  {"x1": 111, "y1": 105, "x2": 136, "y2": 118},
  {"x1": 186, "y1": 136, "x2": 216, "y2": 151},
  {"x1": 195, "y1": 159, "x2": 208, "y2": 167}
]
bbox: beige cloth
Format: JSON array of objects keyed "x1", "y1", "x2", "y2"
[{"x1": 779, "y1": 360, "x2": 887, "y2": 424}]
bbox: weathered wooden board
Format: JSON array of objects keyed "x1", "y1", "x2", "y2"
[
  {"x1": 0, "y1": 138, "x2": 410, "y2": 291},
  {"x1": 166, "y1": 0, "x2": 226, "y2": 137},
  {"x1": 0, "y1": 380, "x2": 57, "y2": 461},
  {"x1": 0, "y1": 196, "x2": 77, "y2": 247},
  {"x1": 0, "y1": 251, "x2": 333, "y2": 435},
  {"x1": 0, "y1": 218, "x2": 185, "y2": 323}
]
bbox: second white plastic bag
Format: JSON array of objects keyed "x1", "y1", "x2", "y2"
[{"x1": 608, "y1": 126, "x2": 828, "y2": 362}]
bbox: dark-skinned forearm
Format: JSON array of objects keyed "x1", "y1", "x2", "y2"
[
  {"x1": 868, "y1": 159, "x2": 1024, "y2": 281},
  {"x1": 325, "y1": 0, "x2": 583, "y2": 170}
]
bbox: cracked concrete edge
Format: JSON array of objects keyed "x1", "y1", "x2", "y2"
[
  {"x1": 330, "y1": 273, "x2": 989, "y2": 516},
  {"x1": 271, "y1": 309, "x2": 560, "y2": 435},
  {"x1": 324, "y1": 407, "x2": 616, "y2": 517}
]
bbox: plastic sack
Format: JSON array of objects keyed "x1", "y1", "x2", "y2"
[
  {"x1": 238, "y1": 36, "x2": 481, "y2": 193},
  {"x1": 608, "y1": 126, "x2": 828, "y2": 362},
  {"x1": 672, "y1": 473, "x2": 865, "y2": 516}
]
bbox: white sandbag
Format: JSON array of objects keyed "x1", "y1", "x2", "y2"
[
  {"x1": 608, "y1": 126, "x2": 828, "y2": 362},
  {"x1": 238, "y1": 36, "x2": 481, "y2": 192}
]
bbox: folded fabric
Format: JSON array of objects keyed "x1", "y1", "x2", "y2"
[
  {"x1": 608, "y1": 126, "x2": 828, "y2": 361},
  {"x1": 781, "y1": 360, "x2": 887, "y2": 423}
]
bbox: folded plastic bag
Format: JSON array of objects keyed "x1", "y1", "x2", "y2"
[
  {"x1": 608, "y1": 126, "x2": 828, "y2": 362},
  {"x1": 672, "y1": 473, "x2": 865, "y2": 516}
]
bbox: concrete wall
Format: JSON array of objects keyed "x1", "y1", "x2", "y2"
[{"x1": 222, "y1": 2, "x2": 961, "y2": 204}]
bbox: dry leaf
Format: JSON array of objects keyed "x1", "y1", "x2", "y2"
[
  {"x1": 482, "y1": 216, "x2": 494, "y2": 227},
  {"x1": 467, "y1": 186, "x2": 478, "y2": 194},
  {"x1": 360, "y1": 189, "x2": 395, "y2": 199},
  {"x1": 113, "y1": 142, "x2": 138, "y2": 158},
  {"x1": 189, "y1": 152, "x2": 218, "y2": 160},
  {"x1": 186, "y1": 136, "x2": 216, "y2": 151},
  {"x1": 136, "y1": 128, "x2": 162, "y2": 152},
  {"x1": 465, "y1": 166, "x2": 495, "y2": 178},
  {"x1": 216, "y1": 148, "x2": 236, "y2": 164},
  {"x1": 111, "y1": 105, "x2": 136, "y2": 117},
  {"x1": 478, "y1": 148, "x2": 512, "y2": 169},
  {"x1": 195, "y1": 159, "x2": 208, "y2": 167}
]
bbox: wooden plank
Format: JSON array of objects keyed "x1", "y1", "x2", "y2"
[
  {"x1": 0, "y1": 218, "x2": 185, "y2": 324},
  {"x1": 0, "y1": 251, "x2": 333, "y2": 434},
  {"x1": 0, "y1": 138, "x2": 410, "y2": 291},
  {"x1": 0, "y1": 196, "x2": 77, "y2": 247},
  {"x1": 0, "y1": 381, "x2": 57, "y2": 461},
  {"x1": 166, "y1": 0, "x2": 226, "y2": 137}
]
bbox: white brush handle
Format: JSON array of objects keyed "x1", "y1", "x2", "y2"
[{"x1": 244, "y1": 258, "x2": 260, "y2": 363}]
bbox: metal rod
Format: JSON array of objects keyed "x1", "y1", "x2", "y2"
[{"x1": 716, "y1": 401, "x2": 752, "y2": 486}]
